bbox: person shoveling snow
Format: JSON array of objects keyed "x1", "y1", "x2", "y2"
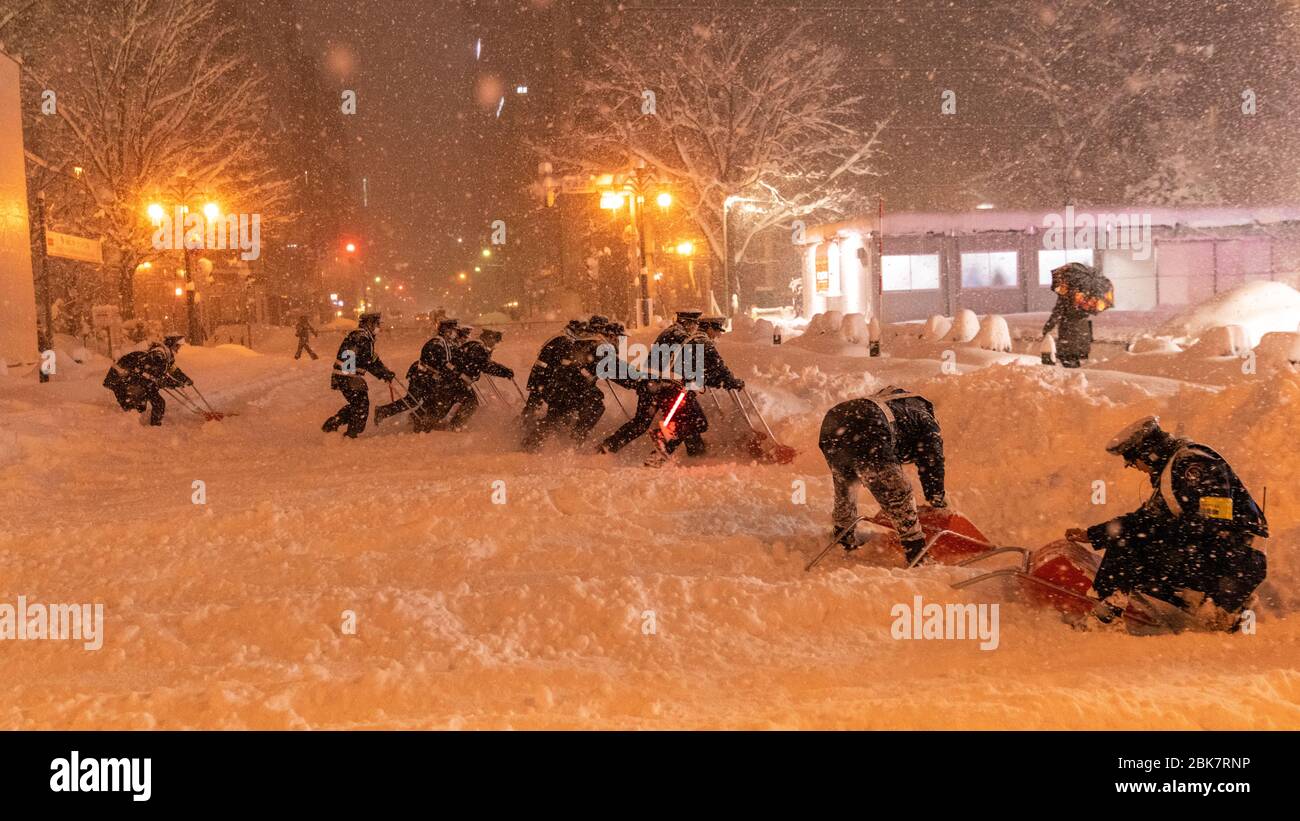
[
  {"x1": 102, "y1": 334, "x2": 193, "y2": 426},
  {"x1": 1063, "y1": 416, "x2": 1268, "y2": 631},
  {"x1": 817, "y1": 385, "x2": 946, "y2": 566}
]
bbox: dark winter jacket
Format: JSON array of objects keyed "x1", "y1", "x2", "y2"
[
  {"x1": 104, "y1": 345, "x2": 191, "y2": 391},
  {"x1": 818, "y1": 389, "x2": 946, "y2": 504},
  {"x1": 541, "y1": 339, "x2": 601, "y2": 405},
  {"x1": 1086, "y1": 438, "x2": 1267, "y2": 611},
  {"x1": 527, "y1": 334, "x2": 574, "y2": 395},
  {"x1": 454, "y1": 340, "x2": 513, "y2": 382},
  {"x1": 683, "y1": 330, "x2": 742, "y2": 391},
  {"x1": 295, "y1": 319, "x2": 317, "y2": 340},
  {"x1": 331, "y1": 328, "x2": 393, "y2": 389},
  {"x1": 416, "y1": 335, "x2": 459, "y2": 381},
  {"x1": 1043, "y1": 295, "x2": 1093, "y2": 361}
]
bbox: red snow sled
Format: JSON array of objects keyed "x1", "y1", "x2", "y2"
[
  {"x1": 805, "y1": 507, "x2": 994, "y2": 571},
  {"x1": 706, "y1": 388, "x2": 798, "y2": 465},
  {"x1": 952, "y1": 539, "x2": 1162, "y2": 626},
  {"x1": 866, "y1": 507, "x2": 996, "y2": 565}
]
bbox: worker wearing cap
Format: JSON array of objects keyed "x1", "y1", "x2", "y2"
[
  {"x1": 103, "y1": 334, "x2": 192, "y2": 426},
  {"x1": 375, "y1": 318, "x2": 462, "y2": 431},
  {"x1": 323, "y1": 312, "x2": 394, "y2": 437},
  {"x1": 1066, "y1": 416, "x2": 1268, "y2": 624},
  {"x1": 442, "y1": 328, "x2": 515, "y2": 430},
  {"x1": 647, "y1": 316, "x2": 747, "y2": 463}
]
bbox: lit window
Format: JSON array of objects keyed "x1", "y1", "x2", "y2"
[
  {"x1": 881, "y1": 254, "x2": 941, "y2": 292},
  {"x1": 961, "y1": 251, "x2": 1018, "y2": 288},
  {"x1": 1037, "y1": 248, "x2": 1094, "y2": 286}
]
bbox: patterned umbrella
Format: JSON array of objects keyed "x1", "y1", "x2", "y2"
[{"x1": 1051, "y1": 262, "x2": 1115, "y2": 314}]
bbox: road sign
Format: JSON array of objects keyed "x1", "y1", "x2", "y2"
[{"x1": 46, "y1": 231, "x2": 103, "y2": 264}]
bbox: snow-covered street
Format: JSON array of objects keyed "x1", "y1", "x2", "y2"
[{"x1": 3, "y1": 326, "x2": 1296, "y2": 729}]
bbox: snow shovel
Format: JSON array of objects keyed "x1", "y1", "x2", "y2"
[
  {"x1": 728, "y1": 389, "x2": 797, "y2": 464},
  {"x1": 951, "y1": 539, "x2": 1158, "y2": 628},
  {"x1": 805, "y1": 508, "x2": 994, "y2": 572},
  {"x1": 602, "y1": 380, "x2": 631, "y2": 420},
  {"x1": 171, "y1": 385, "x2": 235, "y2": 421}
]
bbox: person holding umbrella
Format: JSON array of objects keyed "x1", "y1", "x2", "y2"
[{"x1": 1043, "y1": 262, "x2": 1113, "y2": 368}]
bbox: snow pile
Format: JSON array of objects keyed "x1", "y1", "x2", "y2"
[
  {"x1": 1187, "y1": 325, "x2": 1250, "y2": 358},
  {"x1": 1130, "y1": 335, "x2": 1184, "y2": 354},
  {"x1": 1, "y1": 326, "x2": 1297, "y2": 730},
  {"x1": 1158, "y1": 281, "x2": 1300, "y2": 348},
  {"x1": 973, "y1": 315, "x2": 1013, "y2": 352},
  {"x1": 948, "y1": 309, "x2": 979, "y2": 343},
  {"x1": 839, "y1": 313, "x2": 868, "y2": 345},
  {"x1": 920, "y1": 314, "x2": 952, "y2": 341}
]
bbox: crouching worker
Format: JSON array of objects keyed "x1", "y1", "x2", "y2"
[
  {"x1": 1066, "y1": 416, "x2": 1268, "y2": 630},
  {"x1": 103, "y1": 335, "x2": 192, "y2": 426},
  {"x1": 818, "y1": 386, "x2": 946, "y2": 565},
  {"x1": 322, "y1": 312, "x2": 394, "y2": 438},
  {"x1": 444, "y1": 328, "x2": 515, "y2": 430}
]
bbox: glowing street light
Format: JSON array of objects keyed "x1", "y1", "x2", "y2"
[
  {"x1": 675, "y1": 241, "x2": 695, "y2": 257},
  {"x1": 203, "y1": 202, "x2": 221, "y2": 221},
  {"x1": 147, "y1": 203, "x2": 166, "y2": 225},
  {"x1": 656, "y1": 192, "x2": 673, "y2": 209},
  {"x1": 599, "y1": 191, "x2": 626, "y2": 210}
]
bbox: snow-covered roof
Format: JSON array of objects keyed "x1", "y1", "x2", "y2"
[{"x1": 803, "y1": 205, "x2": 1300, "y2": 244}]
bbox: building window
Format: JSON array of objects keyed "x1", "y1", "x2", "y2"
[
  {"x1": 881, "y1": 254, "x2": 941, "y2": 292},
  {"x1": 1037, "y1": 248, "x2": 1094, "y2": 286},
  {"x1": 960, "y1": 251, "x2": 1018, "y2": 288}
]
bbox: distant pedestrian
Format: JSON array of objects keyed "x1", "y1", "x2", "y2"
[{"x1": 294, "y1": 315, "x2": 318, "y2": 360}]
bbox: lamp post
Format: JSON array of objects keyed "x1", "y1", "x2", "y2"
[{"x1": 148, "y1": 179, "x2": 219, "y2": 345}]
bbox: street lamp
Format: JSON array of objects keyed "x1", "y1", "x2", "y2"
[
  {"x1": 721, "y1": 195, "x2": 763, "y2": 318},
  {"x1": 146, "y1": 179, "x2": 219, "y2": 344}
]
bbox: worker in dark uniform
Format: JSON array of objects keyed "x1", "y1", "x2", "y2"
[
  {"x1": 443, "y1": 328, "x2": 514, "y2": 430},
  {"x1": 646, "y1": 316, "x2": 745, "y2": 464},
  {"x1": 1067, "y1": 416, "x2": 1268, "y2": 626},
  {"x1": 818, "y1": 386, "x2": 947, "y2": 564},
  {"x1": 322, "y1": 312, "x2": 394, "y2": 438},
  {"x1": 521, "y1": 326, "x2": 605, "y2": 451},
  {"x1": 103, "y1": 335, "x2": 192, "y2": 425}
]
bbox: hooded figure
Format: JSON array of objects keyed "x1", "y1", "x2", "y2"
[{"x1": 1068, "y1": 416, "x2": 1267, "y2": 625}]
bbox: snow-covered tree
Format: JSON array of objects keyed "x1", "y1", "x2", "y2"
[
  {"x1": 971, "y1": 0, "x2": 1185, "y2": 206},
  {"x1": 23, "y1": 0, "x2": 288, "y2": 316},
  {"x1": 544, "y1": 15, "x2": 887, "y2": 304}
]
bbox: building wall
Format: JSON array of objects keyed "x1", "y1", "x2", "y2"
[{"x1": 802, "y1": 220, "x2": 1300, "y2": 322}]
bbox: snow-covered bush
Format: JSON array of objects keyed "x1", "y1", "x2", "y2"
[
  {"x1": 1188, "y1": 324, "x2": 1250, "y2": 357},
  {"x1": 751, "y1": 318, "x2": 776, "y2": 342},
  {"x1": 973, "y1": 314, "x2": 1012, "y2": 352},
  {"x1": 948, "y1": 309, "x2": 979, "y2": 343},
  {"x1": 805, "y1": 312, "x2": 826, "y2": 335},
  {"x1": 840, "y1": 313, "x2": 868, "y2": 344},
  {"x1": 822, "y1": 310, "x2": 844, "y2": 333},
  {"x1": 921, "y1": 314, "x2": 952, "y2": 342}
]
